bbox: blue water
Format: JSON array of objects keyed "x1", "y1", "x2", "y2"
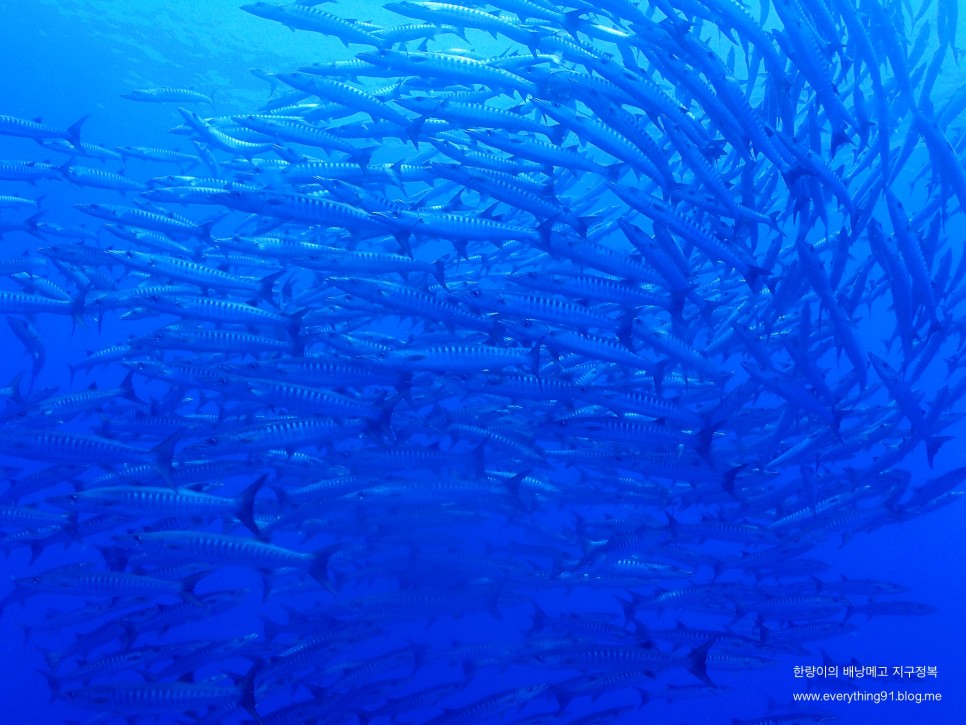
[{"x1": 1, "y1": 0, "x2": 965, "y2": 723}]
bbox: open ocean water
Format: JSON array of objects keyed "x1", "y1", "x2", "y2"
[{"x1": 0, "y1": 0, "x2": 965, "y2": 723}]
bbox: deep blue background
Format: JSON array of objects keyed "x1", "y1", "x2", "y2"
[{"x1": 0, "y1": 1, "x2": 964, "y2": 723}]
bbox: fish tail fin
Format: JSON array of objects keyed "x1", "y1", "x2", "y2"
[
  {"x1": 830, "y1": 406, "x2": 845, "y2": 435},
  {"x1": 259, "y1": 612, "x2": 282, "y2": 643},
  {"x1": 24, "y1": 211, "x2": 46, "y2": 239},
  {"x1": 711, "y1": 560, "x2": 724, "y2": 581},
  {"x1": 258, "y1": 270, "x2": 285, "y2": 304},
  {"x1": 69, "y1": 285, "x2": 90, "y2": 333},
  {"x1": 604, "y1": 162, "x2": 625, "y2": 181},
  {"x1": 308, "y1": 544, "x2": 340, "y2": 588},
  {"x1": 364, "y1": 400, "x2": 397, "y2": 442},
  {"x1": 432, "y1": 258, "x2": 447, "y2": 289},
  {"x1": 569, "y1": 214, "x2": 594, "y2": 237},
  {"x1": 688, "y1": 640, "x2": 715, "y2": 687},
  {"x1": 767, "y1": 209, "x2": 783, "y2": 233},
  {"x1": 537, "y1": 219, "x2": 555, "y2": 246},
  {"x1": 926, "y1": 436, "x2": 952, "y2": 467},
  {"x1": 406, "y1": 119, "x2": 423, "y2": 147},
  {"x1": 830, "y1": 127, "x2": 851, "y2": 158},
  {"x1": 615, "y1": 593, "x2": 640, "y2": 626},
  {"x1": 66, "y1": 115, "x2": 89, "y2": 150},
  {"x1": 25, "y1": 540, "x2": 44, "y2": 564},
  {"x1": 394, "y1": 230, "x2": 415, "y2": 258},
  {"x1": 553, "y1": 686, "x2": 572, "y2": 714},
  {"x1": 5, "y1": 371, "x2": 25, "y2": 408},
  {"x1": 62, "y1": 512, "x2": 81, "y2": 544},
  {"x1": 40, "y1": 647, "x2": 62, "y2": 671},
  {"x1": 529, "y1": 602, "x2": 547, "y2": 633},
  {"x1": 350, "y1": 146, "x2": 375, "y2": 169},
  {"x1": 236, "y1": 475, "x2": 266, "y2": 537},
  {"x1": 286, "y1": 308, "x2": 309, "y2": 356},
  {"x1": 37, "y1": 669, "x2": 60, "y2": 700},
  {"x1": 548, "y1": 122, "x2": 567, "y2": 146},
  {"x1": 745, "y1": 265, "x2": 772, "y2": 294},
  {"x1": 383, "y1": 372, "x2": 413, "y2": 409},
  {"x1": 179, "y1": 570, "x2": 210, "y2": 606},
  {"x1": 722, "y1": 465, "x2": 746, "y2": 499},
  {"x1": 198, "y1": 214, "x2": 222, "y2": 241},
  {"x1": 238, "y1": 661, "x2": 263, "y2": 725},
  {"x1": 503, "y1": 470, "x2": 531, "y2": 512},
  {"x1": 151, "y1": 429, "x2": 184, "y2": 488},
  {"x1": 118, "y1": 370, "x2": 141, "y2": 404},
  {"x1": 562, "y1": 8, "x2": 584, "y2": 33},
  {"x1": 695, "y1": 421, "x2": 720, "y2": 463}
]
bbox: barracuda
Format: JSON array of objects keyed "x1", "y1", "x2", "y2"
[
  {"x1": 73, "y1": 202, "x2": 217, "y2": 238},
  {"x1": 185, "y1": 417, "x2": 357, "y2": 456},
  {"x1": 0, "y1": 429, "x2": 180, "y2": 483},
  {"x1": 15, "y1": 564, "x2": 209, "y2": 605},
  {"x1": 328, "y1": 276, "x2": 493, "y2": 331},
  {"x1": 275, "y1": 73, "x2": 411, "y2": 127},
  {"x1": 104, "y1": 249, "x2": 279, "y2": 298},
  {"x1": 0, "y1": 113, "x2": 87, "y2": 148},
  {"x1": 359, "y1": 49, "x2": 539, "y2": 97},
  {"x1": 48, "y1": 477, "x2": 263, "y2": 535},
  {"x1": 62, "y1": 164, "x2": 148, "y2": 193},
  {"x1": 211, "y1": 188, "x2": 379, "y2": 230},
  {"x1": 176, "y1": 107, "x2": 274, "y2": 157},
  {"x1": 233, "y1": 113, "x2": 375, "y2": 160},
  {"x1": 114, "y1": 530, "x2": 337, "y2": 587},
  {"x1": 242, "y1": 1, "x2": 385, "y2": 46},
  {"x1": 60, "y1": 663, "x2": 259, "y2": 721},
  {"x1": 0, "y1": 2, "x2": 961, "y2": 724},
  {"x1": 122, "y1": 87, "x2": 213, "y2": 104}
]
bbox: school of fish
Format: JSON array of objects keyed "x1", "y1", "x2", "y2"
[{"x1": 0, "y1": 0, "x2": 964, "y2": 722}]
